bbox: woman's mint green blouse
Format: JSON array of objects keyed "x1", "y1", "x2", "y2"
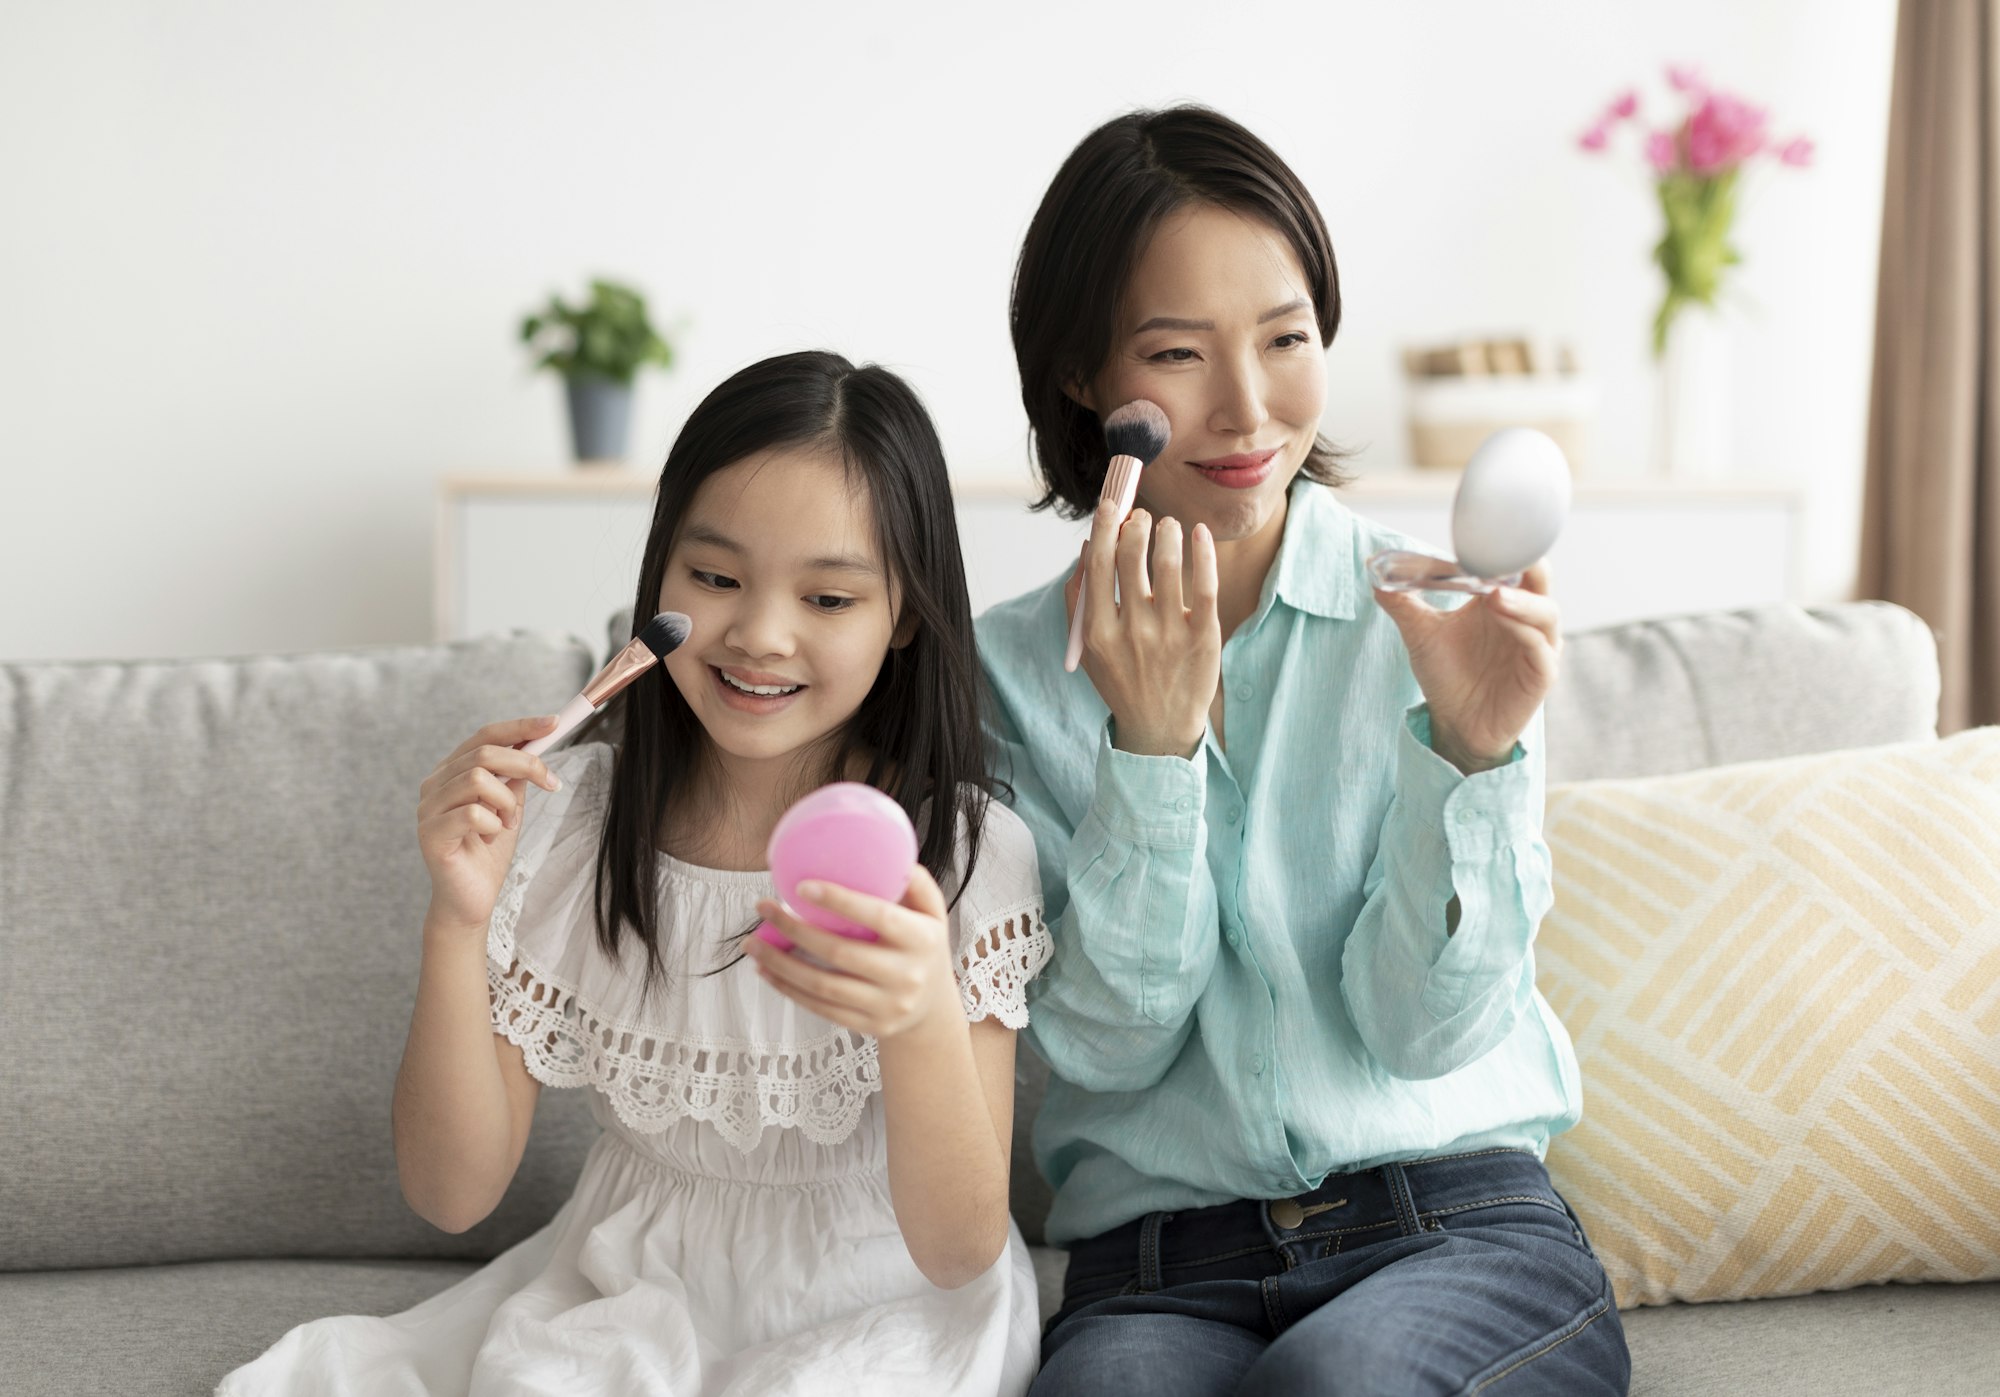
[{"x1": 976, "y1": 479, "x2": 1582, "y2": 1247}]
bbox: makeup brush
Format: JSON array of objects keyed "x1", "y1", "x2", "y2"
[
  {"x1": 519, "y1": 610, "x2": 692, "y2": 756},
  {"x1": 1064, "y1": 398, "x2": 1172, "y2": 672}
]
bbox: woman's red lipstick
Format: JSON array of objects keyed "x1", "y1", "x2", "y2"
[{"x1": 1191, "y1": 448, "x2": 1279, "y2": 489}]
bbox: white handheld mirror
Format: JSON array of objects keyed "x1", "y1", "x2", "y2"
[{"x1": 1366, "y1": 427, "x2": 1572, "y2": 595}]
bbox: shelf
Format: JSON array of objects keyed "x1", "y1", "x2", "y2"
[
  {"x1": 441, "y1": 467, "x2": 1803, "y2": 505},
  {"x1": 437, "y1": 469, "x2": 1804, "y2": 651}
]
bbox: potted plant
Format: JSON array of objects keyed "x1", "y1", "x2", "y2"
[{"x1": 519, "y1": 278, "x2": 676, "y2": 463}]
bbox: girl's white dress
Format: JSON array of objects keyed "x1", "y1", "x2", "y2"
[{"x1": 217, "y1": 742, "x2": 1052, "y2": 1397}]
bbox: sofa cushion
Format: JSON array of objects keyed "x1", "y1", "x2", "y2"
[
  {"x1": 0, "y1": 635, "x2": 603, "y2": 1271},
  {"x1": 1545, "y1": 601, "x2": 1939, "y2": 783},
  {"x1": 0, "y1": 1262, "x2": 1989, "y2": 1397},
  {"x1": 1618, "y1": 1281, "x2": 2000, "y2": 1397},
  {"x1": 0, "y1": 1258, "x2": 480, "y2": 1396},
  {"x1": 1537, "y1": 729, "x2": 2000, "y2": 1307}
]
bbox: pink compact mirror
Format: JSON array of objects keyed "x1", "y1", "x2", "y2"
[{"x1": 753, "y1": 782, "x2": 919, "y2": 951}]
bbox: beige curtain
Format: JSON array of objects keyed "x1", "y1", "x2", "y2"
[{"x1": 1860, "y1": 0, "x2": 2000, "y2": 733}]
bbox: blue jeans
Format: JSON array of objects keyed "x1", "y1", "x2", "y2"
[{"x1": 1033, "y1": 1149, "x2": 1630, "y2": 1397}]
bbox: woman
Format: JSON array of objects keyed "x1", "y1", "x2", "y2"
[{"x1": 977, "y1": 106, "x2": 1630, "y2": 1396}]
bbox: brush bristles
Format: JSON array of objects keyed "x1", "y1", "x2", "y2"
[
  {"x1": 636, "y1": 610, "x2": 692, "y2": 659},
  {"x1": 1102, "y1": 399, "x2": 1171, "y2": 467}
]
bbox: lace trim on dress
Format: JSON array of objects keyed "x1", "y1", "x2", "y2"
[
  {"x1": 955, "y1": 901, "x2": 1053, "y2": 1030},
  {"x1": 484, "y1": 857, "x2": 1051, "y2": 1150},
  {"x1": 486, "y1": 854, "x2": 535, "y2": 970},
  {"x1": 489, "y1": 956, "x2": 886, "y2": 1149}
]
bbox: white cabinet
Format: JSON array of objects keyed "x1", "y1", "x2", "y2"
[
  {"x1": 1337, "y1": 471, "x2": 1804, "y2": 632},
  {"x1": 437, "y1": 470, "x2": 1802, "y2": 659}
]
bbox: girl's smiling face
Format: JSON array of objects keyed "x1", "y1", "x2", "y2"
[
  {"x1": 658, "y1": 443, "x2": 902, "y2": 770},
  {"x1": 1079, "y1": 201, "x2": 1328, "y2": 550}
]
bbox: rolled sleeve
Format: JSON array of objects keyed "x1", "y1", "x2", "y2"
[
  {"x1": 1088, "y1": 720, "x2": 1208, "y2": 846},
  {"x1": 1022, "y1": 719, "x2": 1222, "y2": 1089},
  {"x1": 1341, "y1": 704, "x2": 1551, "y2": 1078}
]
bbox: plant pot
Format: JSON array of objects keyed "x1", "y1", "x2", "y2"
[{"x1": 564, "y1": 374, "x2": 633, "y2": 464}]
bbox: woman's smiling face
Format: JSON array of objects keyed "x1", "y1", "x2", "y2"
[
  {"x1": 1079, "y1": 201, "x2": 1328, "y2": 548},
  {"x1": 657, "y1": 443, "x2": 901, "y2": 769}
]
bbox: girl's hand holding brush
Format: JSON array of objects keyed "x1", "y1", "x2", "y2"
[
  {"x1": 417, "y1": 716, "x2": 564, "y2": 933},
  {"x1": 416, "y1": 612, "x2": 692, "y2": 934}
]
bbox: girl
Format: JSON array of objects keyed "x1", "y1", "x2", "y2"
[
  {"x1": 220, "y1": 351, "x2": 1052, "y2": 1396},
  {"x1": 979, "y1": 108, "x2": 1632, "y2": 1395}
]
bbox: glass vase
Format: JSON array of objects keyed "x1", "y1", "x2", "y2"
[{"x1": 1654, "y1": 304, "x2": 1731, "y2": 479}]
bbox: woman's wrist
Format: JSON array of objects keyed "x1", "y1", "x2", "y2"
[
  {"x1": 1428, "y1": 722, "x2": 1514, "y2": 776},
  {"x1": 1109, "y1": 715, "x2": 1202, "y2": 760}
]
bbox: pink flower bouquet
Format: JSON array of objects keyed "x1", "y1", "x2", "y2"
[{"x1": 1580, "y1": 66, "x2": 1813, "y2": 355}]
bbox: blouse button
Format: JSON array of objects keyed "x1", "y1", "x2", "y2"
[
  {"x1": 1226, "y1": 808, "x2": 1241, "y2": 825},
  {"x1": 1234, "y1": 683, "x2": 1253, "y2": 702},
  {"x1": 1175, "y1": 795, "x2": 1194, "y2": 814},
  {"x1": 1250, "y1": 1053, "x2": 1266, "y2": 1076}
]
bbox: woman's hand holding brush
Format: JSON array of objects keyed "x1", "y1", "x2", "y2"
[
  {"x1": 1063, "y1": 400, "x2": 1172, "y2": 671},
  {"x1": 1062, "y1": 398, "x2": 1220, "y2": 759},
  {"x1": 1065, "y1": 503, "x2": 1223, "y2": 760}
]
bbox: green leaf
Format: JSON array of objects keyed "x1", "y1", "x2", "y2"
[
  {"x1": 1650, "y1": 168, "x2": 1744, "y2": 347},
  {"x1": 518, "y1": 277, "x2": 678, "y2": 380}
]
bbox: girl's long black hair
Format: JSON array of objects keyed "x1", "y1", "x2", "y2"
[{"x1": 582, "y1": 350, "x2": 993, "y2": 993}]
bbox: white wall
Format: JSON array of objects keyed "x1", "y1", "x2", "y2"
[{"x1": 0, "y1": 1, "x2": 1896, "y2": 661}]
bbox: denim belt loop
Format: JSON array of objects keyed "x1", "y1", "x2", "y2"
[
  {"x1": 1136, "y1": 1210, "x2": 1170, "y2": 1292},
  {"x1": 1381, "y1": 1161, "x2": 1421, "y2": 1237}
]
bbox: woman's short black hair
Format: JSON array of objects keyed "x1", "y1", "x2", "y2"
[{"x1": 1010, "y1": 105, "x2": 1347, "y2": 518}]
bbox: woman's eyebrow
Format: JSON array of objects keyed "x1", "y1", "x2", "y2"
[
  {"x1": 1133, "y1": 297, "x2": 1310, "y2": 334},
  {"x1": 1259, "y1": 296, "x2": 1311, "y2": 323}
]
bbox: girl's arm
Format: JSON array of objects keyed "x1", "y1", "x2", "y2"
[
  {"x1": 747, "y1": 869, "x2": 1014, "y2": 1290},
  {"x1": 394, "y1": 713, "x2": 561, "y2": 1233},
  {"x1": 392, "y1": 910, "x2": 543, "y2": 1233},
  {"x1": 877, "y1": 1013, "x2": 1016, "y2": 1290}
]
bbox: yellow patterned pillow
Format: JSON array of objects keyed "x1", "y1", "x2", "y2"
[{"x1": 1537, "y1": 728, "x2": 2000, "y2": 1308}]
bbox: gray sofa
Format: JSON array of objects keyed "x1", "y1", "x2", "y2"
[{"x1": 3, "y1": 600, "x2": 1995, "y2": 1395}]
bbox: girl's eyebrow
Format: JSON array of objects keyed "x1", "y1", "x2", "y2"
[
  {"x1": 1133, "y1": 297, "x2": 1311, "y2": 334},
  {"x1": 803, "y1": 554, "x2": 880, "y2": 578},
  {"x1": 681, "y1": 523, "x2": 879, "y2": 578}
]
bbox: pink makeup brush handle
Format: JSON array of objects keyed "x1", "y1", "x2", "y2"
[
  {"x1": 1064, "y1": 454, "x2": 1143, "y2": 673},
  {"x1": 518, "y1": 692, "x2": 595, "y2": 757}
]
